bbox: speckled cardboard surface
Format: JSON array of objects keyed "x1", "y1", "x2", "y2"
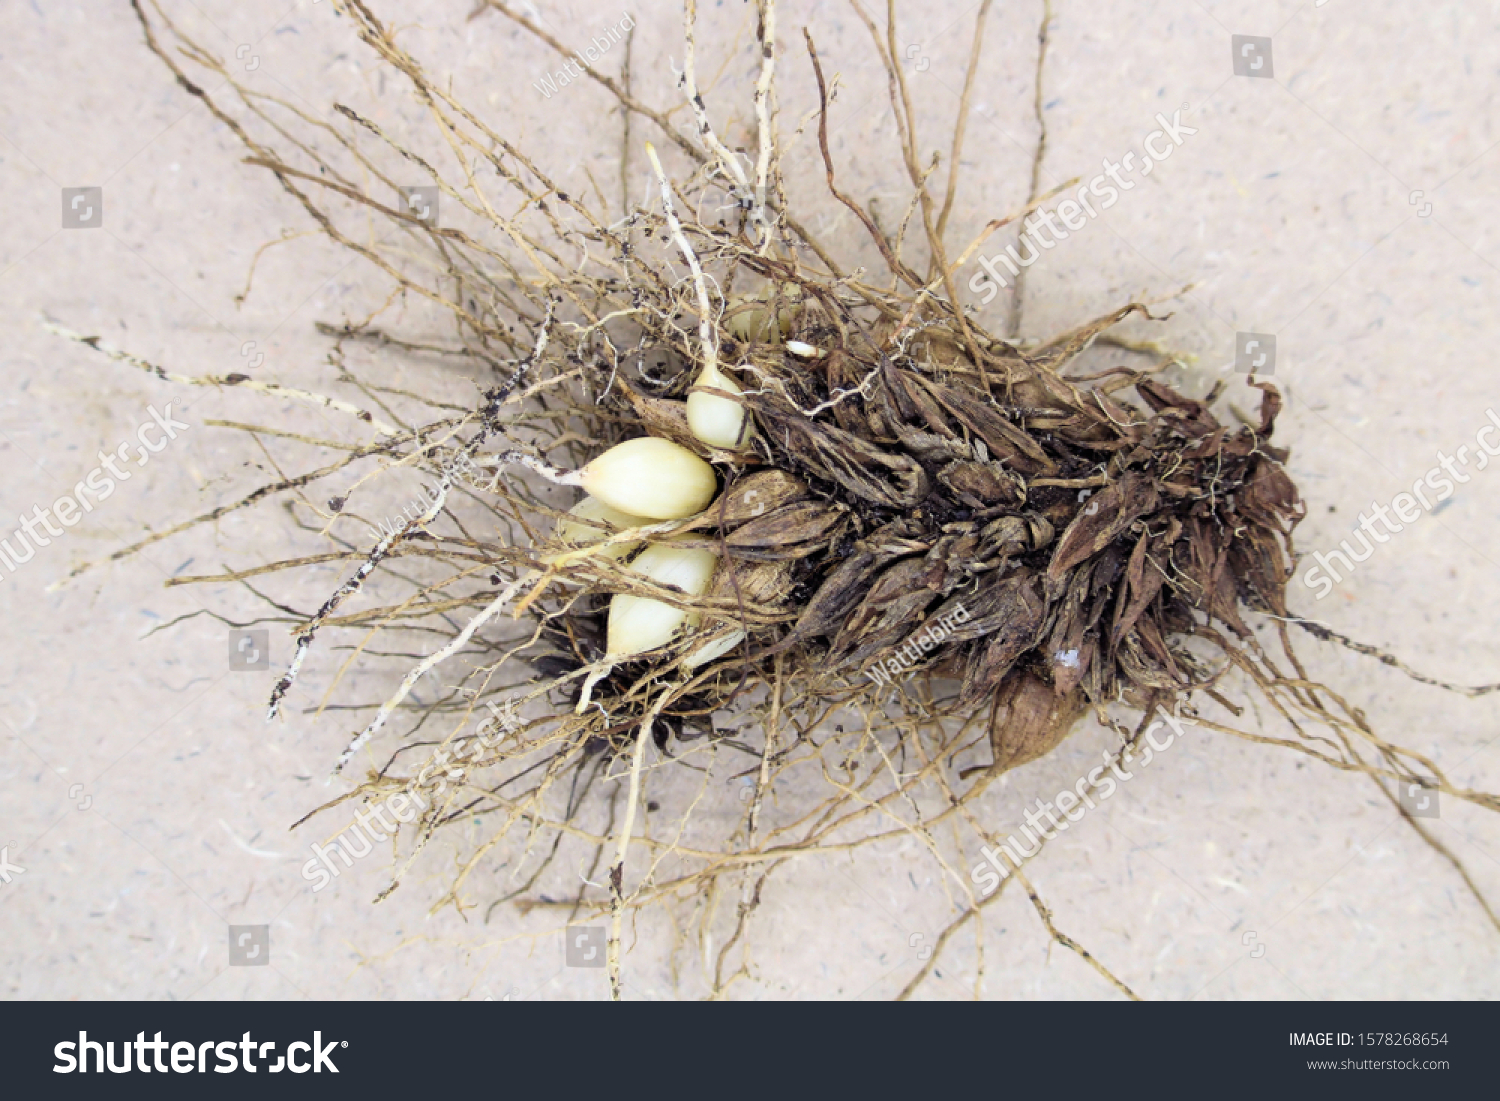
[{"x1": 1, "y1": 0, "x2": 1496, "y2": 999}]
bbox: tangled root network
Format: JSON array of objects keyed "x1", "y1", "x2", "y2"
[{"x1": 52, "y1": 0, "x2": 1500, "y2": 998}]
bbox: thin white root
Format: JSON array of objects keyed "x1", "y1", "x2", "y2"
[
  {"x1": 481, "y1": 449, "x2": 585, "y2": 487},
  {"x1": 328, "y1": 571, "x2": 534, "y2": 779},
  {"x1": 608, "y1": 687, "x2": 669, "y2": 999},
  {"x1": 269, "y1": 476, "x2": 459, "y2": 721},
  {"x1": 680, "y1": 0, "x2": 752, "y2": 205},
  {"x1": 645, "y1": 142, "x2": 719, "y2": 382},
  {"x1": 751, "y1": 0, "x2": 778, "y2": 250},
  {"x1": 43, "y1": 319, "x2": 401, "y2": 436},
  {"x1": 574, "y1": 662, "x2": 615, "y2": 716}
]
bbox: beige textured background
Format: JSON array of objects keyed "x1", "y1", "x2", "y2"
[{"x1": 1, "y1": 0, "x2": 1497, "y2": 999}]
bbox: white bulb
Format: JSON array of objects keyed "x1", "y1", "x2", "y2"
[
  {"x1": 607, "y1": 541, "x2": 718, "y2": 658},
  {"x1": 579, "y1": 437, "x2": 718, "y2": 519},
  {"x1": 545, "y1": 496, "x2": 648, "y2": 563},
  {"x1": 687, "y1": 365, "x2": 753, "y2": 450},
  {"x1": 685, "y1": 628, "x2": 746, "y2": 669},
  {"x1": 725, "y1": 286, "x2": 800, "y2": 343},
  {"x1": 726, "y1": 296, "x2": 773, "y2": 343}
]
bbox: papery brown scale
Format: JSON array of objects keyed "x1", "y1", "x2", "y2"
[
  {"x1": 1136, "y1": 379, "x2": 1216, "y2": 427},
  {"x1": 1042, "y1": 562, "x2": 1102, "y2": 697},
  {"x1": 709, "y1": 559, "x2": 795, "y2": 609},
  {"x1": 1218, "y1": 429, "x2": 1258, "y2": 460},
  {"x1": 984, "y1": 671, "x2": 1087, "y2": 776},
  {"x1": 747, "y1": 397, "x2": 929, "y2": 509},
  {"x1": 1047, "y1": 472, "x2": 1159, "y2": 581},
  {"x1": 880, "y1": 361, "x2": 952, "y2": 436},
  {"x1": 939, "y1": 460, "x2": 1026, "y2": 509},
  {"x1": 1181, "y1": 426, "x2": 1229, "y2": 460},
  {"x1": 619, "y1": 382, "x2": 716, "y2": 458},
  {"x1": 710, "y1": 470, "x2": 809, "y2": 526},
  {"x1": 1211, "y1": 555, "x2": 1254, "y2": 638},
  {"x1": 918, "y1": 377, "x2": 1054, "y2": 475},
  {"x1": 1228, "y1": 532, "x2": 1291, "y2": 618},
  {"x1": 863, "y1": 515, "x2": 932, "y2": 549},
  {"x1": 1117, "y1": 631, "x2": 1184, "y2": 690},
  {"x1": 1177, "y1": 517, "x2": 1253, "y2": 638},
  {"x1": 978, "y1": 513, "x2": 1054, "y2": 560},
  {"x1": 894, "y1": 426, "x2": 973, "y2": 464},
  {"x1": 1133, "y1": 614, "x2": 1186, "y2": 682},
  {"x1": 1045, "y1": 410, "x2": 1126, "y2": 448},
  {"x1": 1088, "y1": 540, "x2": 1128, "y2": 601},
  {"x1": 956, "y1": 576, "x2": 1049, "y2": 708},
  {"x1": 833, "y1": 556, "x2": 943, "y2": 665},
  {"x1": 1236, "y1": 458, "x2": 1304, "y2": 534},
  {"x1": 823, "y1": 350, "x2": 873, "y2": 437},
  {"x1": 784, "y1": 548, "x2": 880, "y2": 644},
  {"x1": 725, "y1": 501, "x2": 848, "y2": 560},
  {"x1": 935, "y1": 533, "x2": 981, "y2": 591},
  {"x1": 1171, "y1": 517, "x2": 1222, "y2": 606},
  {"x1": 924, "y1": 571, "x2": 1031, "y2": 644},
  {"x1": 1252, "y1": 380, "x2": 1284, "y2": 436},
  {"x1": 1110, "y1": 532, "x2": 1167, "y2": 649},
  {"x1": 1029, "y1": 303, "x2": 1148, "y2": 375}
]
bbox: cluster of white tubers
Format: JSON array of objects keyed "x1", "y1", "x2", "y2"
[
  {"x1": 544, "y1": 280, "x2": 800, "y2": 667},
  {"x1": 549, "y1": 437, "x2": 742, "y2": 669}
]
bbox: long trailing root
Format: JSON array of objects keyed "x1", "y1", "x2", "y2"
[{"x1": 48, "y1": 0, "x2": 1499, "y2": 1000}]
